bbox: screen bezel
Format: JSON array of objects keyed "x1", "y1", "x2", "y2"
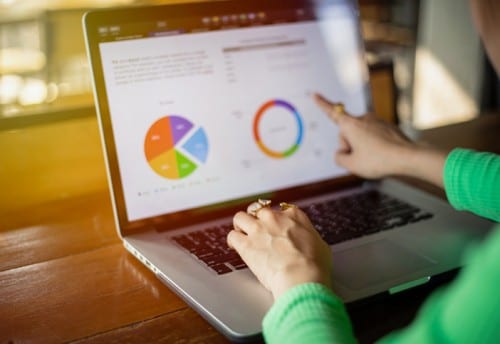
[{"x1": 83, "y1": 0, "x2": 371, "y2": 235}]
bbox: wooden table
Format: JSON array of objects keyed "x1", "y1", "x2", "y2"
[{"x1": 1, "y1": 114, "x2": 499, "y2": 343}]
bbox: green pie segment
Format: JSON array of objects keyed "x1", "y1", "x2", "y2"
[
  {"x1": 175, "y1": 150, "x2": 197, "y2": 178},
  {"x1": 148, "y1": 148, "x2": 197, "y2": 179}
]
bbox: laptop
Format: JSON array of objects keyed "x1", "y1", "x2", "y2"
[{"x1": 83, "y1": 0, "x2": 494, "y2": 341}]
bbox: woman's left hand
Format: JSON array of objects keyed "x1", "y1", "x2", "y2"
[{"x1": 227, "y1": 204, "x2": 333, "y2": 300}]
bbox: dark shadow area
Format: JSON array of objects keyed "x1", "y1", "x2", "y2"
[
  {"x1": 347, "y1": 269, "x2": 459, "y2": 343},
  {"x1": 481, "y1": 55, "x2": 500, "y2": 112}
]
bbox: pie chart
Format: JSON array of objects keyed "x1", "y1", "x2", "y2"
[{"x1": 144, "y1": 115, "x2": 209, "y2": 179}]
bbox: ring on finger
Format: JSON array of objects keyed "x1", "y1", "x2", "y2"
[
  {"x1": 332, "y1": 102, "x2": 346, "y2": 115},
  {"x1": 247, "y1": 199, "x2": 272, "y2": 217},
  {"x1": 279, "y1": 202, "x2": 297, "y2": 211}
]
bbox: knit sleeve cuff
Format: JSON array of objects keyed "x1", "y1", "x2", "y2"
[
  {"x1": 263, "y1": 283, "x2": 356, "y2": 344},
  {"x1": 443, "y1": 148, "x2": 500, "y2": 221},
  {"x1": 443, "y1": 148, "x2": 471, "y2": 211}
]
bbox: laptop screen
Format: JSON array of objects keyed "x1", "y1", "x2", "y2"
[{"x1": 86, "y1": 0, "x2": 369, "y2": 225}]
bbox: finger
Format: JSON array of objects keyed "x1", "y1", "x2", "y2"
[
  {"x1": 281, "y1": 208, "x2": 310, "y2": 230},
  {"x1": 246, "y1": 201, "x2": 261, "y2": 216},
  {"x1": 227, "y1": 229, "x2": 248, "y2": 251},
  {"x1": 279, "y1": 203, "x2": 301, "y2": 219},
  {"x1": 276, "y1": 203, "x2": 309, "y2": 227},
  {"x1": 313, "y1": 93, "x2": 350, "y2": 124},
  {"x1": 280, "y1": 205, "x2": 298, "y2": 214},
  {"x1": 254, "y1": 207, "x2": 275, "y2": 221},
  {"x1": 233, "y1": 211, "x2": 259, "y2": 235},
  {"x1": 335, "y1": 150, "x2": 353, "y2": 171},
  {"x1": 338, "y1": 133, "x2": 351, "y2": 154},
  {"x1": 282, "y1": 206, "x2": 314, "y2": 228},
  {"x1": 227, "y1": 230, "x2": 268, "y2": 291}
]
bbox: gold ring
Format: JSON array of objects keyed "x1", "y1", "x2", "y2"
[
  {"x1": 258, "y1": 199, "x2": 272, "y2": 207},
  {"x1": 247, "y1": 199, "x2": 272, "y2": 216},
  {"x1": 279, "y1": 202, "x2": 297, "y2": 211},
  {"x1": 332, "y1": 103, "x2": 346, "y2": 115}
]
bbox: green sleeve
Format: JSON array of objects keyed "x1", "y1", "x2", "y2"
[
  {"x1": 263, "y1": 283, "x2": 356, "y2": 344},
  {"x1": 444, "y1": 148, "x2": 500, "y2": 221}
]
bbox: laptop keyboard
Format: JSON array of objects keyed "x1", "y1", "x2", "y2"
[
  {"x1": 171, "y1": 224, "x2": 243, "y2": 275},
  {"x1": 171, "y1": 190, "x2": 433, "y2": 275},
  {"x1": 303, "y1": 190, "x2": 433, "y2": 245}
]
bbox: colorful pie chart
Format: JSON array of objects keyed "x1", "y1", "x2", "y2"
[{"x1": 144, "y1": 115, "x2": 208, "y2": 179}]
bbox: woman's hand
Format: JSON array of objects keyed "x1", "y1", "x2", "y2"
[
  {"x1": 314, "y1": 93, "x2": 447, "y2": 187},
  {"x1": 227, "y1": 205, "x2": 332, "y2": 300},
  {"x1": 314, "y1": 93, "x2": 414, "y2": 179}
]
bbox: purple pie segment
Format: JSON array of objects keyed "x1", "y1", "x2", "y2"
[{"x1": 170, "y1": 115, "x2": 194, "y2": 144}]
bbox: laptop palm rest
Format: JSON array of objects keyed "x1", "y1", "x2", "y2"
[{"x1": 333, "y1": 239, "x2": 437, "y2": 291}]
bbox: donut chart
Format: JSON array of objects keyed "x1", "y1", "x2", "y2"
[
  {"x1": 144, "y1": 115, "x2": 208, "y2": 179},
  {"x1": 253, "y1": 99, "x2": 303, "y2": 158}
]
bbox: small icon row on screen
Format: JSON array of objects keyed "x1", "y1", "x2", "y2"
[{"x1": 202, "y1": 12, "x2": 266, "y2": 25}]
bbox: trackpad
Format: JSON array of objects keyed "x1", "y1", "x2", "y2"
[{"x1": 333, "y1": 239, "x2": 436, "y2": 290}]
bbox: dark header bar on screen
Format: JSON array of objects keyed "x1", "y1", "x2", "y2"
[{"x1": 96, "y1": 8, "x2": 316, "y2": 43}]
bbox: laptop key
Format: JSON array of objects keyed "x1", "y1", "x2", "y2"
[
  {"x1": 211, "y1": 264, "x2": 232, "y2": 275},
  {"x1": 227, "y1": 258, "x2": 247, "y2": 269}
]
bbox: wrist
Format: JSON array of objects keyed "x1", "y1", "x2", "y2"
[
  {"x1": 272, "y1": 264, "x2": 332, "y2": 300},
  {"x1": 395, "y1": 143, "x2": 448, "y2": 187},
  {"x1": 388, "y1": 141, "x2": 420, "y2": 177}
]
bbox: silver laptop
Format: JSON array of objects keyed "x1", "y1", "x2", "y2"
[{"x1": 83, "y1": 0, "x2": 494, "y2": 340}]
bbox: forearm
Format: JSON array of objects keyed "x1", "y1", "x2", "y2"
[{"x1": 393, "y1": 144, "x2": 448, "y2": 188}]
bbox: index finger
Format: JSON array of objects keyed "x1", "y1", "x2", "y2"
[
  {"x1": 313, "y1": 93, "x2": 349, "y2": 124},
  {"x1": 233, "y1": 211, "x2": 259, "y2": 235}
]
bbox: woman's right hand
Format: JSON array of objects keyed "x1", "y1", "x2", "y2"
[
  {"x1": 314, "y1": 93, "x2": 447, "y2": 187},
  {"x1": 314, "y1": 93, "x2": 414, "y2": 179}
]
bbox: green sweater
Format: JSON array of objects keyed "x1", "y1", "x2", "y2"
[{"x1": 263, "y1": 149, "x2": 500, "y2": 343}]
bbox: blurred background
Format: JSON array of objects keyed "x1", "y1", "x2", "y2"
[{"x1": 0, "y1": 0, "x2": 498, "y2": 214}]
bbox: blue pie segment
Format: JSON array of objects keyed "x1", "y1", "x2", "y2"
[{"x1": 182, "y1": 127, "x2": 209, "y2": 163}]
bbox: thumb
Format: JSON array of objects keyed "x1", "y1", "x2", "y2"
[
  {"x1": 335, "y1": 150, "x2": 354, "y2": 171},
  {"x1": 338, "y1": 133, "x2": 351, "y2": 154}
]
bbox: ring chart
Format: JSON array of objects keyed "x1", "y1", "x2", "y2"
[
  {"x1": 253, "y1": 99, "x2": 304, "y2": 159},
  {"x1": 144, "y1": 115, "x2": 208, "y2": 179}
]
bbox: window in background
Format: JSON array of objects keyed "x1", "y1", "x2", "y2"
[
  {"x1": 413, "y1": 0, "x2": 485, "y2": 129},
  {"x1": 0, "y1": 0, "x2": 135, "y2": 119},
  {"x1": 0, "y1": 0, "x2": 207, "y2": 121},
  {"x1": 0, "y1": 14, "x2": 48, "y2": 116},
  {"x1": 359, "y1": 0, "x2": 419, "y2": 126}
]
